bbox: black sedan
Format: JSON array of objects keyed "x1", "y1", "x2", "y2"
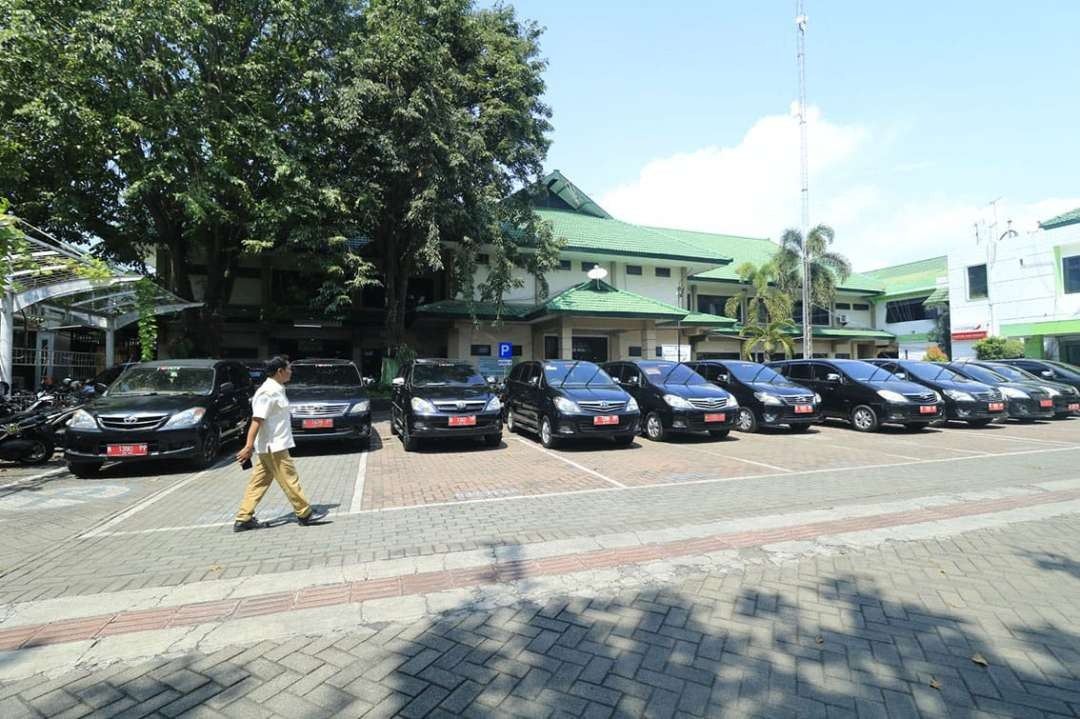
[
  {"x1": 979, "y1": 362, "x2": 1080, "y2": 418},
  {"x1": 686, "y1": 360, "x2": 822, "y2": 433},
  {"x1": 603, "y1": 360, "x2": 735, "y2": 441},
  {"x1": 944, "y1": 362, "x2": 1055, "y2": 422},
  {"x1": 995, "y1": 358, "x2": 1080, "y2": 393},
  {"x1": 867, "y1": 359, "x2": 1006, "y2": 426},
  {"x1": 390, "y1": 359, "x2": 503, "y2": 452}
]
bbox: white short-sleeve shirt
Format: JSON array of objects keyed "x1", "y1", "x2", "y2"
[{"x1": 252, "y1": 377, "x2": 295, "y2": 454}]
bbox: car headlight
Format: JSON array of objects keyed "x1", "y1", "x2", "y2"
[
  {"x1": 877, "y1": 390, "x2": 908, "y2": 403},
  {"x1": 625, "y1": 396, "x2": 639, "y2": 413},
  {"x1": 553, "y1": 396, "x2": 580, "y2": 414},
  {"x1": 484, "y1": 396, "x2": 502, "y2": 413},
  {"x1": 163, "y1": 407, "x2": 207, "y2": 428},
  {"x1": 933, "y1": 391, "x2": 943, "y2": 402},
  {"x1": 663, "y1": 394, "x2": 694, "y2": 410},
  {"x1": 753, "y1": 391, "x2": 783, "y2": 406},
  {"x1": 349, "y1": 400, "x2": 371, "y2": 414},
  {"x1": 814, "y1": 393, "x2": 822, "y2": 404},
  {"x1": 68, "y1": 409, "x2": 97, "y2": 429},
  {"x1": 1001, "y1": 386, "x2": 1029, "y2": 399},
  {"x1": 943, "y1": 389, "x2": 974, "y2": 402},
  {"x1": 411, "y1": 397, "x2": 437, "y2": 413},
  {"x1": 1041, "y1": 386, "x2": 1060, "y2": 397}
]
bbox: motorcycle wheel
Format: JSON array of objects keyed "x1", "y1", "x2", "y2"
[{"x1": 17, "y1": 439, "x2": 54, "y2": 465}]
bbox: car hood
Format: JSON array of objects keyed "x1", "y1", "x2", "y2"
[
  {"x1": 914, "y1": 378, "x2": 992, "y2": 393},
  {"x1": 413, "y1": 385, "x2": 494, "y2": 401},
  {"x1": 657, "y1": 383, "x2": 731, "y2": 400},
  {"x1": 558, "y1": 386, "x2": 630, "y2": 402},
  {"x1": 864, "y1": 379, "x2": 938, "y2": 396},
  {"x1": 747, "y1": 382, "x2": 813, "y2": 396},
  {"x1": 287, "y1": 385, "x2": 368, "y2": 403},
  {"x1": 89, "y1": 394, "x2": 211, "y2": 414},
  {"x1": 1034, "y1": 380, "x2": 1080, "y2": 396}
]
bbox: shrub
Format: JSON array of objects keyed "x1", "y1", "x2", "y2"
[
  {"x1": 925, "y1": 345, "x2": 949, "y2": 363},
  {"x1": 973, "y1": 336, "x2": 1024, "y2": 360}
]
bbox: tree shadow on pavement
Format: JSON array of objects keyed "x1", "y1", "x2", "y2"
[{"x1": 1020, "y1": 549, "x2": 1080, "y2": 581}]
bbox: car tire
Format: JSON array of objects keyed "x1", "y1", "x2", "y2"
[
  {"x1": 16, "y1": 438, "x2": 54, "y2": 465},
  {"x1": 401, "y1": 424, "x2": 419, "y2": 452},
  {"x1": 68, "y1": 461, "x2": 102, "y2": 478},
  {"x1": 789, "y1": 423, "x2": 812, "y2": 433},
  {"x1": 613, "y1": 433, "x2": 634, "y2": 447},
  {"x1": 505, "y1": 409, "x2": 517, "y2": 434},
  {"x1": 734, "y1": 408, "x2": 758, "y2": 433},
  {"x1": 192, "y1": 424, "x2": 221, "y2": 469},
  {"x1": 484, "y1": 433, "x2": 502, "y2": 447},
  {"x1": 540, "y1": 416, "x2": 558, "y2": 448},
  {"x1": 708, "y1": 429, "x2": 730, "y2": 439},
  {"x1": 851, "y1": 405, "x2": 880, "y2": 432},
  {"x1": 644, "y1": 412, "x2": 667, "y2": 442},
  {"x1": 389, "y1": 411, "x2": 399, "y2": 436}
]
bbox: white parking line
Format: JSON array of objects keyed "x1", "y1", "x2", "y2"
[
  {"x1": 678, "y1": 444, "x2": 796, "y2": 473},
  {"x1": 79, "y1": 465, "x2": 219, "y2": 538},
  {"x1": 344, "y1": 449, "x2": 368, "y2": 514},
  {"x1": 980, "y1": 432, "x2": 1077, "y2": 447},
  {"x1": 514, "y1": 437, "x2": 626, "y2": 488},
  {"x1": 818, "y1": 442, "x2": 924, "y2": 462}
]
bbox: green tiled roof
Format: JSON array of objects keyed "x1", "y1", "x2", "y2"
[
  {"x1": 537, "y1": 279, "x2": 689, "y2": 319},
  {"x1": 538, "y1": 209, "x2": 732, "y2": 263},
  {"x1": 535, "y1": 170, "x2": 612, "y2": 219},
  {"x1": 863, "y1": 256, "x2": 948, "y2": 297},
  {"x1": 809, "y1": 326, "x2": 895, "y2": 339},
  {"x1": 923, "y1": 285, "x2": 949, "y2": 306},
  {"x1": 658, "y1": 311, "x2": 737, "y2": 328},
  {"x1": 1040, "y1": 206, "x2": 1080, "y2": 230},
  {"x1": 414, "y1": 300, "x2": 535, "y2": 320}
]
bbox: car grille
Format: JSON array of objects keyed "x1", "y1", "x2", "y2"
[
  {"x1": 291, "y1": 403, "x2": 349, "y2": 417},
  {"x1": 433, "y1": 400, "x2": 487, "y2": 414},
  {"x1": 687, "y1": 397, "x2": 729, "y2": 410},
  {"x1": 97, "y1": 414, "x2": 168, "y2": 431},
  {"x1": 972, "y1": 389, "x2": 1002, "y2": 401},
  {"x1": 903, "y1": 392, "x2": 937, "y2": 403},
  {"x1": 577, "y1": 400, "x2": 627, "y2": 413},
  {"x1": 780, "y1": 394, "x2": 815, "y2": 405}
]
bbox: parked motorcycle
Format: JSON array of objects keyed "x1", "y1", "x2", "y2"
[{"x1": 0, "y1": 411, "x2": 57, "y2": 465}]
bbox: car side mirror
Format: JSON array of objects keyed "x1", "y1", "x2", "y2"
[
  {"x1": 529, "y1": 376, "x2": 539, "y2": 386},
  {"x1": 220, "y1": 382, "x2": 235, "y2": 394},
  {"x1": 94, "y1": 383, "x2": 108, "y2": 394},
  {"x1": 625, "y1": 376, "x2": 639, "y2": 386},
  {"x1": 1041, "y1": 370, "x2": 1054, "y2": 378},
  {"x1": 717, "y1": 374, "x2": 730, "y2": 384},
  {"x1": 391, "y1": 377, "x2": 405, "y2": 387},
  {"x1": 826, "y1": 373, "x2": 842, "y2": 383},
  {"x1": 894, "y1": 372, "x2": 907, "y2": 380}
]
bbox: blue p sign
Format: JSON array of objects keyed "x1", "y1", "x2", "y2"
[{"x1": 498, "y1": 342, "x2": 513, "y2": 359}]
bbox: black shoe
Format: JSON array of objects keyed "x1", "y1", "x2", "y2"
[
  {"x1": 297, "y1": 508, "x2": 327, "y2": 526},
  {"x1": 233, "y1": 517, "x2": 262, "y2": 532}
]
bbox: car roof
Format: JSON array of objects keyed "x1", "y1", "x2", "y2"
[
  {"x1": 291, "y1": 358, "x2": 355, "y2": 365},
  {"x1": 135, "y1": 359, "x2": 226, "y2": 368},
  {"x1": 414, "y1": 358, "x2": 473, "y2": 365}
]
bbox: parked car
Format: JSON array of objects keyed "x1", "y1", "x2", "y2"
[
  {"x1": 504, "y1": 360, "x2": 639, "y2": 448},
  {"x1": 64, "y1": 359, "x2": 254, "y2": 477},
  {"x1": 685, "y1": 359, "x2": 822, "y2": 433},
  {"x1": 242, "y1": 360, "x2": 268, "y2": 385},
  {"x1": 602, "y1": 360, "x2": 735, "y2": 441},
  {"x1": 994, "y1": 358, "x2": 1080, "y2": 392},
  {"x1": 944, "y1": 361, "x2": 1055, "y2": 422},
  {"x1": 390, "y1": 359, "x2": 502, "y2": 452},
  {"x1": 767, "y1": 359, "x2": 943, "y2": 432},
  {"x1": 287, "y1": 358, "x2": 371, "y2": 448},
  {"x1": 82, "y1": 363, "x2": 138, "y2": 396},
  {"x1": 866, "y1": 359, "x2": 1006, "y2": 427},
  {"x1": 977, "y1": 361, "x2": 1080, "y2": 418}
]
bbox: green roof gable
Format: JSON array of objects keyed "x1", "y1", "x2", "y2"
[
  {"x1": 1040, "y1": 206, "x2": 1080, "y2": 231},
  {"x1": 659, "y1": 311, "x2": 738, "y2": 328},
  {"x1": 533, "y1": 171, "x2": 612, "y2": 219},
  {"x1": 537, "y1": 279, "x2": 689, "y2": 319},
  {"x1": 414, "y1": 299, "x2": 534, "y2": 320},
  {"x1": 863, "y1": 256, "x2": 948, "y2": 297},
  {"x1": 538, "y1": 209, "x2": 732, "y2": 264}
]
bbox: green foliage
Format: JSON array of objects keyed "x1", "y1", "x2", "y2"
[
  {"x1": 133, "y1": 279, "x2": 159, "y2": 361},
  {"x1": 774, "y1": 224, "x2": 852, "y2": 321},
  {"x1": 723, "y1": 261, "x2": 792, "y2": 327},
  {"x1": 925, "y1": 345, "x2": 949, "y2": 362},
  {"x1": 739, "y1": 319, "x2": 797, "y2": 361},
  {"x1": 973, "y1": 336, "x2": 1024, "y2": 360}
]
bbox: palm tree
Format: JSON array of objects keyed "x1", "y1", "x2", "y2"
[
  {"x1": 722, "y1": 261, "x2": 792, "y2": 326},
  {"x1": 739, "y1": 319, "x2": 797, "y2": 361},
  {"x1": 774, "y1": 224, "x2": 852, "y2": 319}
]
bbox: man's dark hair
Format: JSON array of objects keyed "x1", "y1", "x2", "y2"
[{"x1": 266, "y1": 355, "x2": 291, "y2": 376}]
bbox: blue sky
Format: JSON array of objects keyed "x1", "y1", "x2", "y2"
[{"x1": 500, "y1": 1, "x2": 1080, "y2": 269}]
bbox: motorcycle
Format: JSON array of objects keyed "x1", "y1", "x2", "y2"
[{"x1": 0, "y1": 411, "x2": 57, "y2": 465}]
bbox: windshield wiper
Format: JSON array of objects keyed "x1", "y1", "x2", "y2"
[{"x1": 558, "y1": 361, "x2": 581, "y2": 387}]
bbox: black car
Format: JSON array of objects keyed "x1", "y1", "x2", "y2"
[
  {"x1": 686, "y1": 360, "x2": 822, "y2": 433},
  {"x1": 977, "y1": 361, "x2": 1080, "y2": 418},
  {"x1": 82, "y1": 363, "x2": 138, "y2": 396},
  {"x1": 867, "y1": 359, "x2": 1006, "y2": 427},
  {"x1": 64, "y1": 359, "x2": 254, "y2": 477},
  {"x1": 504, "y1": 360, "x2": 639, "y2": 448},
  {"x1": 768, "y1": 359, "x2": 944, "y2": 432},
  {"x1": 995, "y1": 358, "x2": 1080, "y2": 393},
  {"x1": 390, "y1": 359, "x2": 502, "y2": 452},
  {"x1": 602, "y1": 360, "x2": 735, "y2": 441},
  {"x1": 944, "y1": 362, "x2": 1055, "y2": 422},
  {"x1": 287, "y1": 359, "x2": 371, "y2": 447}
]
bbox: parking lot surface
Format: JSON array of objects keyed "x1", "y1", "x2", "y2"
[{"x1": 0, "y1": 416, "x2": 1078, "y2": 716}]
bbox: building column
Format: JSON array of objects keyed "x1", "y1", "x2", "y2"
[
  {"x1": 0, "y1": 292, "x2": 13, "y2": 391},
  {"x1": 641, "y1": 322, "x2": 657, "y2": 359},
  {"x1": 560, "y1": 320, "x2": 573, "y2": 360},
  {"x1": 105, "y1": 325, "x2": 116, "y2": 368}
]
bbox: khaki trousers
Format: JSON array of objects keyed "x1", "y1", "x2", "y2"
[{"x1": 235, "y1": 449, "x2": 312, "y2": 522}]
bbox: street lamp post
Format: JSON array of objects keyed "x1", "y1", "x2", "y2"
[{"x1": 796, "y1": 5, "x2": 812, "y2": 359}]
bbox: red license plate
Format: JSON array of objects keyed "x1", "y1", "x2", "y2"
[
  {"x1": 988, "y1": 402, "x2": 1005, "y2": 412},
  {"x1": 1040, "y1": 399, "x2": 1054, "y2": 408},
  {"x1": 448, "y1": 415, "x2": 477, "y2": 427},
  {"x1": 593, "y1": 415, "x2": 619, "y2": 426},
  {"x1": 107, "y1": 444, "x2": 147, "y2": 457},
  {"x1": 793, "y1": 405, "x2": 813, "y2": 414},
  {"x1": 704, "y1": 413, "x2": 727, "y2": 423},
  {"x1": 302, "y1": 418, "x2": 334, "y2": 429},
  {"x1": 1069, "y1": 403, "x2": 1080, "y2": 412},
  {"x1": 919, "y1": 405, "x2": 938, "y2": 414}
]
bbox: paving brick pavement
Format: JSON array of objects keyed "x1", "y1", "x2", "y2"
[{"x1": 2, "y1": 512, "x2": 1079, "y2": 717}]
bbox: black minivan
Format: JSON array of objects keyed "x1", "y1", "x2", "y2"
[
  {"x1": 995, "y1": 358, "x2": 1080, "y2": 393},
  {"x1": 602, "y1": 360, "x2": 735, "y2": 441},
  {"x1": 686, "y1": 360, "x2": 822, "y2": 433},
  {"x1": 65, "y1": 359, "x2": 253, "y2": 476},
  {"x1": 288, "y1": 359, "x2": 371, "y2": 448},
  {"x1": 972, "y1": 361, "x2": 1079, "y2": 418},
  {"x1": 390, "y1": 359, "x2": 502, "y2": 451},
  {"x1": 867, "y1": 359, "x2": 1006, "y2": 427},
  {"x1": 504, "y1": 360, "x2": 639, "y2": 448},
  {"x1": 768, "y1": 359, "x2": 944, "y2": 432},
  {"x1": 944, "y1": 361, "x2": 1056, "y2": 422}
]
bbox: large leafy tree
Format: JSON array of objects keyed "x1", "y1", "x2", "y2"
[
  {"x1": 775, "y1": 224, "x2": 852, "y2": 325},
  {"x1": 330, "y1": 0, "x2": 561, "y2": 350}
]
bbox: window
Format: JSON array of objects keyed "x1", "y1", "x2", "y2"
[
  {"x1": 655, "y1": 267, "x2": 671, "y2": 278},
  {"x1": 655, "y1": 346, "x2": 663, "y2": 357},
  {"x1": 792, "y1": 302, "x2": 830, "y2": 326},
  {"x1": 581, "y1": 261, "x2": 597, "y2": 272},
  {"x1": 967, "y1": 264, "x2": 988, "y2": 299},
  {"x1": 787, "y1": 364, "x2": 812, "y2": 381},
  {"x1": 853, "y1": 303, "x2": 870, "y2": 311},
  {"x1": 885, "y1": 297, "x2": 936, "y2": 323},
  {"x1": 1064, "y1": 255, "x2": 1080, "y2": 294},
  {"x1": 625, "y1": 265, "x2": 642, "y2": 276},
  {"x1": 476, "y1": 253, "x2": 489, "y2": 266},
  {"x1": 509, "y1": 364, "x2": 525, "y2": 382},
  {"x1": 470, "y1": 344, "x2": 491, "y2": 356},
  {"x1": 812, "y1": 364, "x2": 835, "y2": 381},
  {"x1": 835, "y1": 302, "x2": 851, "y2": 310},
  {"x1": 834, "y1": 353, "x2": 852, "y2": 359},
  {"x1": 511, "y1": 345, "x2": 523, "y2": 357},
  {"x1": 558, "y1": 259, "x2": 572, "y2": 271},
  {"x1": 628, "y1": 346, "x2": 642, "y2": 357},
  {"x1": 698, "y1": 294, "x2": 740, "y2": 320},
  {"x1": 544, "y1": 336, "x2": 560, "y2": 359}
]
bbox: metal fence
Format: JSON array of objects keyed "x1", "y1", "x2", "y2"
[{"x1": 12, "y1": 347, "x2": 101, "y2": 381}]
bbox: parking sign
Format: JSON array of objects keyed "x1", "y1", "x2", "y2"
[{"x1": 498, "y1": 342, "x2": 513, "y2": 359}]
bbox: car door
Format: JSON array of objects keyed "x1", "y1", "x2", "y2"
[
  {"x1": 520, "y1": 363, "x2": 543, "y2": 429},
  {"x1": 391, "y1": 363, "x2": 410, "y2": 430},
  {"x1": 212, "y1": 363, "x2": 244, "y2": 433},
  {"x1": 810, "y1": 363, "x2": 846, "y2": 417},
  {"x1": 227, "y1": 363, "x2": 253, "y2": 437}
]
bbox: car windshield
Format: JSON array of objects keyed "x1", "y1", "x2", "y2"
[
  {"x1": 639, "y1": 362, "x2": 707, "y2": 385},
  {"x1": 290, "y1": 363, "x2": 362, "y2": 387},
  {"x1": 1044, "y1": 360, "x2": 1080, "y2": 376},
  {"x1": 899, "y1": 362, "x2": 967, "y2": 383},
  {"x1": 412, "y1": 363, "x2": 486, "y2": 387},
  {"x1": 955, "y1": 364, "x2": 1006, "y2": 384},
  {"x1": 109, "y1": 366, "x2": 215, "y2": 396},
  {"x1": 985, "y1": 364, "x2": 1037, "y2": 382},
  {"x1": 544, "y1": 361, "x2": 616, "y2": 387},
  {"x1": 833, "y1": 360, "x2": 894, "y2": 382},
  {"x1": 727, "y1": 362, "x2": 790, "y2": 385}
]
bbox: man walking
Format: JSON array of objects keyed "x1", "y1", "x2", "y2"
[{"x1": 234, "y1": 355, "x2": 326, "y2": 531}]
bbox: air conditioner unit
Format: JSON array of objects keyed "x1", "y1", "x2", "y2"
[{"x1": 837, "y1": 314, "x2": 849, "y2": 325}]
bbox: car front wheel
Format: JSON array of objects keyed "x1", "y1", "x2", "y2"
[
  {"x1": 192, "y1": 424, "x2": 220, "y2": 469},
  {"x1": 505, "y1": 409, "x2": 517, "y2": 434},
  {"x1": 644, "y1": 412, "x2": 667, "y2": 442},
  {"x1": 735, "y1": 408, "x2": 758, "y2": 433},
  {"x1": 540, "y1": 416, "x2": 558, "y2": 448},
  {"x1": 851, "y1": 405, "x2": 880, "y2": 432}
]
